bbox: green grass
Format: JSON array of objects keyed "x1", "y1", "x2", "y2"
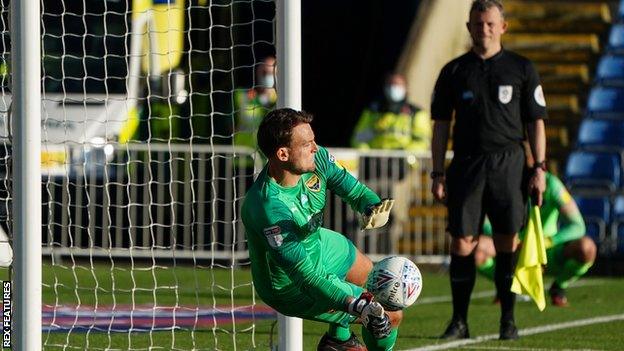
[{"x1": 2, "y1": 264, "x2": 623, "y2": 350}]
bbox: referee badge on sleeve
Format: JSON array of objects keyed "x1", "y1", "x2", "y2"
[
  {"x1": 534, "y1": 85, "x2": 546, "y2": 107},
  {"x1": 263, "y1": 225, "x2": 284, "y2": 248},
  {"x1": 498, "y1": 85, "x2": 513, "y2": 104}
]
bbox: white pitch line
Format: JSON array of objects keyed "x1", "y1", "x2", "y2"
[
  {"x1": 415, "y1": 280, "x2": 600, "y2": 305},
  {"x1": 465, "y1": 346, "x2": 606, "y2": 351},
  {"x1": 402, "y1": 313, "x2": 624, "y2": 351}
]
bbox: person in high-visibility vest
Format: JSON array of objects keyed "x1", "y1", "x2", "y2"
[
  {"x1": 352, "y1": 73, "x2": 431, "y2": 252},
  {"x1": 351, "y1": 73, "x2": 430, "y2": 152},
  {"x1": 233, "y1": 56, "x2": 277, "y2": 150}
]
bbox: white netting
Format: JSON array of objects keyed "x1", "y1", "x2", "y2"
[{"x1": 2, "y1": 0, "x2": 277, "y2": 349}]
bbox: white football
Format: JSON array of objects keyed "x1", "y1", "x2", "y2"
[{"x1": 366, "y1": 256, "x2": 422, "y2": 311}]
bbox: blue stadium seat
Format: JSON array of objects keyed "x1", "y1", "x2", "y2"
[
  {"x1": 595, "y1": 55, "x2": 624, "y2": 87},
  {"x1": 565, "y1": 151, "x2": 622, "y2": 192},
  {"x1": 576, "y1": 118, "x2": 624, "y2": 152},
  {"x1": 613, "y1": 195, "x2": 624, "y2": 222},
  {"x1": 610, "y1": 196, "x2": 624, "y2": 255},
  {"x1": 574, "y1": 195, "x2": 610, "y2": 246},
  {"x1": 586, "y1": 87, "x2": 624, "y2": 118},
  {"x1": 617, "y1": 224, "x2": 624, "y2": 255},
  {"x1": 608, "y1": 23, "x2": 624, "y2": 53}
]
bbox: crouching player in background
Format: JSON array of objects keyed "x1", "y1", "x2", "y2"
[
  {"x1": 476, "y1": 148, "x2": 597, "y2": 307},
  {"x1": 242, "y1": 108, "x2": 401, "y2": 351}
]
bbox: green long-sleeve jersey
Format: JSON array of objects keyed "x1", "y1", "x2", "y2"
[{"x1": 241, "y1": 146, "x2": 380, "y2": 314}]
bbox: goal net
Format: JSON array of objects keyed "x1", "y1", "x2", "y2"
[{"x1": 1, "y1": 0, "x2": 278, "y2": 349}]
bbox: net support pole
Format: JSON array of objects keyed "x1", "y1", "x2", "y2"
[
  {"x1": 11, "y1": 0, "x2": 42, "y2": 349},
  {"x1": 275, "y1": 0, "x2": 303, "y2": 350}
]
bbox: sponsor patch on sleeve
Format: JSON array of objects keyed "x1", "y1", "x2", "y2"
[
  {"x1": 560, "y1": 189, "x2": 572, "y2": 205},
  {"x1": 328, "y1": 153, "x2": 345, "y2": 170},
  {"x1": 534, "y1": 85, "x2": 546, "y2": 107},
  {"x1": 263, "y1": 225, "x2": 284, "y2": 248}
]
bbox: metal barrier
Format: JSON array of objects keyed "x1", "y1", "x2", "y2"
[
  {"x1": 2, "y1": 144, "x2": 450, "y2": 263},
  {"x1": 324, "y1": 148, "x2": 450, "y2": 263}
]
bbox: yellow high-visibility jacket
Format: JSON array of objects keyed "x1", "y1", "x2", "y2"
[{"x1": 351, "y1": 100, "x2": 431, "y2": 151}]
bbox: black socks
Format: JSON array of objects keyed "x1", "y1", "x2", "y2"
[
  {"x1": 495, "y1": 251, "x2": 517, "y2": 323},
  {"x1": 450, "y1": 253, "x2": 476, "y2": 322}
]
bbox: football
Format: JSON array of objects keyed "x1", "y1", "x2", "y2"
[{"x1": 365, "y1": 256, "x2": 422, "y2": 311}]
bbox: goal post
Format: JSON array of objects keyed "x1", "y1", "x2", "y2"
[
  {"x1": 11, "y1": 0, "x2": 42, "y2": 350},
  {"x1": 275, "y1": 0, "x2": 303, "y2": 350}
]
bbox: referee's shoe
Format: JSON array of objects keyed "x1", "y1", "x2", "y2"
[
  {"x1": 499, "y1": 319, "x2": 519, "y2": 340},
  {"x1": 440, "y1": 318, "x2": 469, "y2": 339}
]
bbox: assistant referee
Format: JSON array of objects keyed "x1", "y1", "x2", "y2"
[{"x1": 430, "y1": 0, "x2": 547, "y2": 341}]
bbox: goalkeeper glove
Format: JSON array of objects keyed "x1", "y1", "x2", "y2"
[
  {"x1": 347, "y1": 292, "x2": 392, "y2": 339},
  {"x1": 361, "y1": 198, "x2": 394, "y2": 230}
]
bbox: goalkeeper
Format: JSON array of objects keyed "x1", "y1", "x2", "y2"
[
  {"x1": 475, "y1": 170, "x2": 596, "y2": 307},
  {"x1": 242, "y1": 108, "x2": 401, "y2": 351}
]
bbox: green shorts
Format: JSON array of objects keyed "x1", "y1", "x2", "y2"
[{"x1": 280, "y1": 228, "x2": 363, "y2": 327}]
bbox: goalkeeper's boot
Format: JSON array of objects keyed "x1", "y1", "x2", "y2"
[
  {"x1": 317, "y1": 332, "x2": 367, "y2": 351},
  {"x1": 499, "y1": 319, "x2": 519, "y2": 340},
  {"x1": 549, "y1": 283, "x2": 569, "y2": 307},
  {"x1": 440, "y1": 318, "x2": 469, "y2": 340}
]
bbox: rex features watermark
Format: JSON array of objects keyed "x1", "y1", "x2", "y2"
[{"x1": 2, "y1": 281, "x2": 10, "y2": 349}]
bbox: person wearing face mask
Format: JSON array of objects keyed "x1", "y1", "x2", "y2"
[
  {"x1": 233, "y1": 55, "x2": 278, "y2": 150},
  {"x1": 351, "y1": 73, "x2": 430, "y2": 151},
  {"x1": 351, "y1": 73, "x2": 431, "y2": 256}
]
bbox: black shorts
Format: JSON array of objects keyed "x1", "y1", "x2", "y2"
[{"x1": 446, "y1": 145, "x2": 528, "y2": 237}]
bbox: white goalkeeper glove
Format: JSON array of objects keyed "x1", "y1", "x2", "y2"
[
  {"x1": 360, "y1": 198, "x2": 394, "y2": 230},
  {"x1": 347, "y1": 292, "x2": 392, "y2": 339}
]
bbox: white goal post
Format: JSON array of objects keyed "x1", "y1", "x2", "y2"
[
  {"x1": 275, "y1": 0, "x2": 303, "y2": 349},
  {"x1": 11, "y1": 0, "x2": 42, "y2": 350}
]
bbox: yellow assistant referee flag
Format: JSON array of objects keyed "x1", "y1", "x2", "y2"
[{"x1": 511, "y1": 205, "x2": 548, "y2": 311}]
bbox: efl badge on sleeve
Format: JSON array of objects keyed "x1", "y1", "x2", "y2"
[
  {"x1": 263, "y1": 225, "x2": 284, "y2": 248},
  {"x1": 498, "y1": 85, "x2": 513, "y2": 104}
]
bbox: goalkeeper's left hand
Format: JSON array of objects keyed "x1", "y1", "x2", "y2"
[
  {"x1": 361, "y1": 198, "x2": 394, "y2": 230},
  {"x1": 347, "y1": 292, "x2": 392, "y2": 339}
]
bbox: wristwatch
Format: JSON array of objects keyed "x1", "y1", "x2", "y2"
[
  {"x1": 430, "y1": 171, "x2": 445, "y2": 179},
  {"x1": 533, "y1": 160, "x2": 547, "y2": 171}
]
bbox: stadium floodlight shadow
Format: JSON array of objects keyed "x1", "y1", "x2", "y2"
[
  {"x1": 576, "y1": 118, "x2": 624, "y2": 153},
  {"x1": 607, "y1": 23, "x2": 624, "y2": 54},
  {"x1": 586, "y1": 86, "x2": 624, "y2": 119},
  {"x1": 573, "y1": 195, "x2": 610, "y2": 253},
  {"x1": 565, "y1": 151, "x2": 622, "y2": 193},
  {"x1": 595, "y1": 55, "x2": 624, "y2": 88}
]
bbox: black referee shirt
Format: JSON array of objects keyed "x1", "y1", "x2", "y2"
[{"x1": 431, "y1": 49, "x2": 547, "y2": 156}]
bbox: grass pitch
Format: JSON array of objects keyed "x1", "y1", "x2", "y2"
[{"x1": 2, "y1": 263, "x2": 623, "y2": 350}]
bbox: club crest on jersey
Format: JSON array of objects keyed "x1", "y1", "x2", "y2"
[
  {"x1": 263, "y1": 225, "x2": 283, "y2": 248},
  {"x1": 498, "y1": 85, "x2": 513, "y2": 104},
  {"x1": 305, "y1": 174, "x2": 321, "y2": 192}
]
